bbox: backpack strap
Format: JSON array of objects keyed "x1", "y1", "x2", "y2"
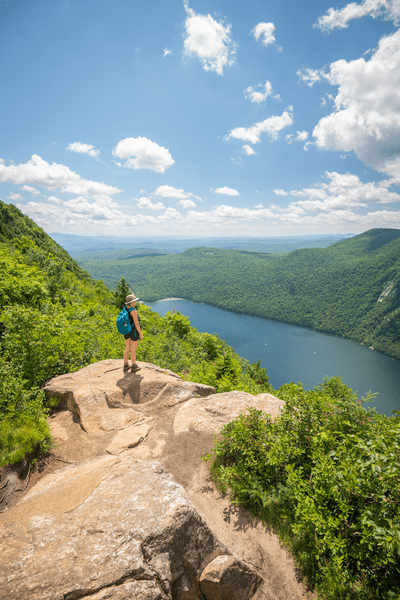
[{"x1": 126, "y1": 306, "x2": 135, "y2": 325}]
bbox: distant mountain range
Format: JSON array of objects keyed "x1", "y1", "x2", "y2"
[{"x1": 50, "y1": 232, "x2": 354, "y2": 258}]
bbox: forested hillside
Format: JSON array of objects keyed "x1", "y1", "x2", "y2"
[
  {"x1": 0, "y1": 201, "x2": 272, "y2": 467},
  {"x1": 78, "y1": 228, "x2": 400, "y2": 360}
]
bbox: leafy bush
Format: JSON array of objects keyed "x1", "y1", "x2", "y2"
[
  {"x1": 0, "y1": 357, "x2": 51, "y2": 466},
  {"x1": 204, "y1": 377, "x2": 400, "y2": 600}
]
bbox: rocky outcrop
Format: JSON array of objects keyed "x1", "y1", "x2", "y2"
[
  {"x1": 0, "y1": 456, "x2": 262, "y2": 600},
  {"x1": 43, "y1": 359, "x2": 215, "y2": 434},
  {"x1": 1, "y1": 361, "x2": 310, "y2": 600}
]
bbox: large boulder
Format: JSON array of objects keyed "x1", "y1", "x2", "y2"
[
  {"x1": 173, "y1": 390, "x2": 285, "y2": 435},
  {"x1": 0, "y1": 455, "x2": 262, "y2": 600},
  {"x1": 43, "y1": 359, "x2": 215, "y2": 434},
  {"x1": 199, "y1": 554, "x2": 262, "y2": 600}
]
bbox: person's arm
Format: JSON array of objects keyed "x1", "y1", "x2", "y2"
[{"x1": 132, "y1": 310, "x2": 144, "y2": 340}]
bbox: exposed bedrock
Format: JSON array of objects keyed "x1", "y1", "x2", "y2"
[
  {"x1": 0, "y1": 457, "x2": 261, "y2": 600},
  {"x1": 0, "y1": 360, "x2": 308, "y2": 599}
]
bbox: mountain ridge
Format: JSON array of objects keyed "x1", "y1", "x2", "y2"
[{"x1": 76, "y1": 228, "x2": 400, "y2": 360}]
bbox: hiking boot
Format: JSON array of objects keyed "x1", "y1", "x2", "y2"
[
  {"x1": 123, "y1": 362, "x2": 130, "y2": 372},
  {"x1": 131, "y1": 364, "x2": 141, "y2": 372}
]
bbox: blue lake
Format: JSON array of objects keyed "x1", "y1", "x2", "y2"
[{"x1": 147, "y1": 299, "x2": 400, "y2": 416}]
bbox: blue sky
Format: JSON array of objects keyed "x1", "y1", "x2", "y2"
[{"x1": 1, "y1": 0, "x2": 400, "y2": 237}]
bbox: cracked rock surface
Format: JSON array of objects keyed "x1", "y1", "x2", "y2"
[{"x1": 0, "y1": 456, "x2": 240, "y2": 600}]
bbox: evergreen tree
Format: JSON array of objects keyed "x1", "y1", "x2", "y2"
[{"x1": 113, "y1": 277, "x2": 130, "y2": 308}]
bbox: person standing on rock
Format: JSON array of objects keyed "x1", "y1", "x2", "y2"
[{"x1": 123, "y1": 293, "x2": 143, "y2": 372}]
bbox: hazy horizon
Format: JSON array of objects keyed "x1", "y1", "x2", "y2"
[{"x1": 49, "y1": 231, "x2": 356, "y2": 240}]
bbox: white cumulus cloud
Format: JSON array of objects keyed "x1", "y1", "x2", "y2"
[
  {"x1": 0, "y1": 155, "x2": 120, "y2": 198},
  {"x1": 7, "y1": 192, "x2": 23, "y2": 202},
  {"x1": 17, "y1": 196, "x2": 128, "y2": 231},
  {"x1": 63, "y1": 197, "x2": 121, "y2": 220},
  {"x1": 16, "y1": 169, "x2": 400, "y2": 236},
  {"x1": 178, "y1": 198, "x2": 197, "y2": 208},
  {"x1": 297, "y1": 67, "x2": 327, "y2": 87},
  {"x1": 21, "y1": 185, "x2": 41, "y2": 196},
  {"x1": 158, "y1": 207, "x2": 183, "y2": 221},
  {"x1": 113, "y1": 137, "x2": 175, "y2": 173},
  {"x1": 183, "y1": 0, "x2": 236, "y2": 75},
  {"x1": 213, "y1": 187, "x2": 240, "y2": 196},
  {"x1": 281, "y1": 171, "x2": 400, "y2": 214},
  {"x1": 243, "y1": 145, "x2": 256, "y2": 155},
  {"x1": 226, "y1": 109, "x2": 293, "y2": 144},
  {"x1": 315, "y1": 0, "x2": 400, "y2": 31},
  {"x1": 163, "y1": 48, "x2": 172, "y2": 57},
  {"x1": 47, "y1": 196, "x2": 63, "y2": 204},
  {"x1": 154, "y1": 184, "x2": 189, "y2": 199},
  {"x1": 252, "y1": 22, "x2": 278, "y2": 47},
  {"x1": 186, "y1": 204, "x2": 276, "y2": 224},
  {"x1": 244, "y1": 80, "x2": 279, "y2": 103},
  {"x1": 136, "y1": 197, "x2": 165, "y2": 210},
  {"x1": 67, "y1": 142, "x2": 100, "y2": 158},
  {"x1": 153, "y1": 184, "x2": 200, "y2": 205},
  {"x1": 296, "y1": 131, "x2": 309, "y2": 142},
  {"x1": 312, "y1": 30, "x2": 400, "y2": 178}
]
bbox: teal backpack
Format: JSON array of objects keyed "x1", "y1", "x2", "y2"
[{"x1": 116, "y1": 306, "x2": 133, "y2": 335}]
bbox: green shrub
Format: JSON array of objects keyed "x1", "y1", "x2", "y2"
[
  {"x1": 204, "y1": 377, "x2": 400, "y2": 600},
  {"x1": 0, "y1": 357, "x2": 51, "y2": 466},
  {"x1": 0, "y1": 414, "x2": 51, "y2": 467}
]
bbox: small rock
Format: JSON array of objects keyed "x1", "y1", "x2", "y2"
[{"x1": 199, "y1": 554, "x2": 263, "y2": 600}]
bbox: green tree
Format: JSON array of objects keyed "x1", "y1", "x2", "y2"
[
  {"x1": 245, "y1": 359, "x2": 270, "y2": 388},
  {"x1": 113, "y1": 277, "x2": 130, "y2": 308}
]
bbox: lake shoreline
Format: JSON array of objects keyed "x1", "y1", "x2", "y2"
[
  {"x1": 147, "y1": 298, "x2": 400, "y2": 415},
  {"x1": 147, "y1": 297, "x2": 399, "y2": 363}
]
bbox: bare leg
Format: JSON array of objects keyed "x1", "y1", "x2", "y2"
[
  {"x1": 123, "y1": 338, "x2": 131, "y2": 363},
  {"x1": 131, "y1": 340, "x2": 139, "y2": 364}
]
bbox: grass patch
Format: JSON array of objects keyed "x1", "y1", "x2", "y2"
[{"x1": 0, "y1": 414, "x2": 51, "y2": 468}]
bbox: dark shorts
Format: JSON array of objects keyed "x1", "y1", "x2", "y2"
[{"x1": 124, "y1": 329, "x2": 139, "y2": 341}]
